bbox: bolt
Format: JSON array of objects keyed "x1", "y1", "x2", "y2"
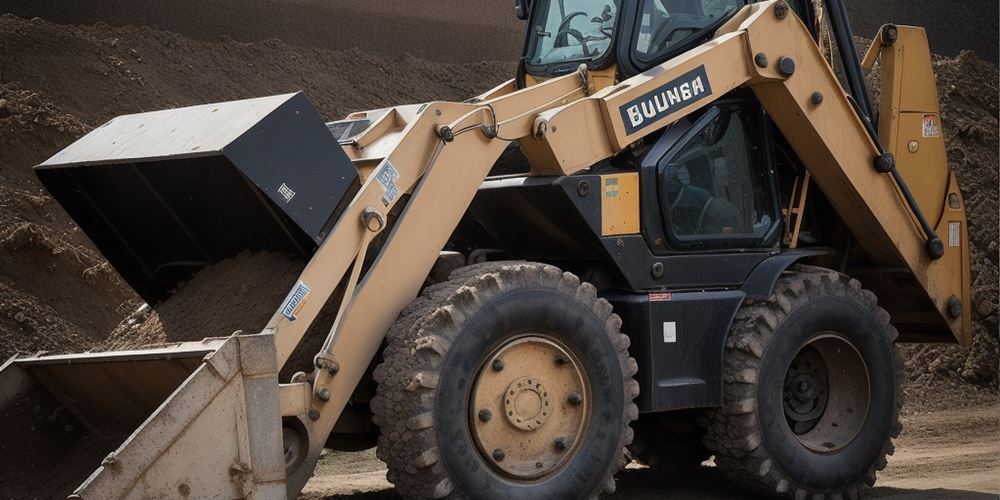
[
  {"x1": 577, "y1": 180, "x2": 590, "y2": 197},
  {"x1": 754, "y1": 52, "x2": 768, "y2": 68},
  {"x1": 798, "y1": 381, "x2": 810, "y2": 392},
  {"x1": 774, "y1": 1, "x2": 789, "y2": 19},
  {"x1": 810, "y1": 91, "x2": 824, "y2": 106},
  {"x1": 555, "y1": 354, "x2": 568, "y2": 366},
  {"x1": 308, "y1": 408, "x2": 321, "y2": 421},
  {"x1": 492, "y1": 359, "x2": 505, "y2": 372},
  {"x1": 947, "y1": 295, "x2": 963, "y2": 318},
  {"x1": 492, "y1": 449, "x2": 505, "y2": 462},
  {"x1": 318, "y1": 388, "x2": 331, "y2": 401},
  {"x1": 777, "y1": 56, "x2": 796, "y2": 77},
  {"x1": 554, "y1": 438, "x2": 567, "y2": 450},
  {"x1": 438, "y1": 125, "x2": 455, "y2": 143},
  {"x1": 651, "y1": 262, "x2": 664, "y2": 279},
  {"x1": 479, "y1": 408, "x2": 493, "y2": 422},
  {"x1": 568, "y1": 392, "x2": 583, "y2": 405}
]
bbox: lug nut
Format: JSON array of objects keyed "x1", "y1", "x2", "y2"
[
  {"x1": 568, "y1": 392, "x2": 583, "y2": 405},
  {"x1": 798, "y1": 381, "x2": 810, "y2": 392},
  {"x1": 478, "y1": 408, "x2": 492, "y2": 422},
  {"x1": 492, "y1": 449, "x2": 505, "y2": 462},
  {"x1": 492, "y1": 359, "x2": 504, "y2": 372},
  {"x1": 554, "y1": 438, "x2": 567, "y2": 450}
]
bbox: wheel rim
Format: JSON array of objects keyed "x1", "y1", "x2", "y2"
[
  {"x1": 782, "y1": 334, "x2": 870, "y2": 453},
  {"x1": 469, "y1": 335, "x2": 590, "y2": 479}
]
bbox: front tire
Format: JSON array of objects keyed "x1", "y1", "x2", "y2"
[
  {"x1": 372, "y1": 262, "x2": 639, "y2": 499},
  {"x1": 704, "y1": 265, "x2": 903, "y2": 500}
]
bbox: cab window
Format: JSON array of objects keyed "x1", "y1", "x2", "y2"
[
  {"x1": 658, "y1": 107, "x2": 777, "y2": 244},
  {"x1": 635, "y1": 0, "x2": 745, "y2": 63},
  {"x1": 527, "y1": 0, "x2": 620, "y2": 68}
]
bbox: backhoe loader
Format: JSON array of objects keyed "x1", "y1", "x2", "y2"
[{"x1": 0, "y1": 1, "x2": 971, "y2": 499}]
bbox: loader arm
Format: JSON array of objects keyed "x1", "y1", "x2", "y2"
[{"x1": 272, "y1": 1, "x2": 967, "y2": 492}]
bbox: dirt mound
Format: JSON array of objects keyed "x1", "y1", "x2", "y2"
[
  {"x1": 1, "y1": 0, "x2": 523, "y2": 64},
  {"x1": 0, "y1": 82, "x2": 138, "y2": 360}
]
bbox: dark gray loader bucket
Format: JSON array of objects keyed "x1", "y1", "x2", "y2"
[{"x1": 35, "y1": 92, "x2": 359, "y2": 303}]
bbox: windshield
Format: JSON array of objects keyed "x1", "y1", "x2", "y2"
[
  {"x1": 636, "y1": 0, "x2": 744, "y2": 62},
  {"x1": 526, "y1": 0, "x2": 620, "y2": 69}
]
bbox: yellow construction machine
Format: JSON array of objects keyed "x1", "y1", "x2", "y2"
[{"x1": 0, "y1": 1, "x2": 970, "y2": 499}]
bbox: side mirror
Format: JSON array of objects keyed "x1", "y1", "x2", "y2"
[{"x1": 515, "y1": 0, "x2": 531, "y2": 20}]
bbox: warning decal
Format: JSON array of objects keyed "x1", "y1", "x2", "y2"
[
  {"x1": 922, "y1": 114, "x2": 941, "y2": 138},
  {"x1": 280, "y1": 281, "x2": 312, "y2": 321}
]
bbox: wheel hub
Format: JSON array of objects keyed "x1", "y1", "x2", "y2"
[
  {"x1": 469, "y1": 336, "x2": 589, "y2": 479},
  {"x1": 783, "y1": 346, "x2": 829, "y2": 432},
  {"x1": 781, "y1": 335, "x2": 870, "y2": 453},
  {"x1": 504, "y1": 377, "x2": 552, "y2": 431}
]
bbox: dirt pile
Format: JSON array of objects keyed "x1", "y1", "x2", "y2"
[
  {"x1": 0, "y1": 13, "x2": 514, "y2": 362},
  {"x1": 0, "y1": 82, "x2": 139, "y2": 359},
  {"x1": 1, "y1": 0, "x2": 523, "y2": 64}
]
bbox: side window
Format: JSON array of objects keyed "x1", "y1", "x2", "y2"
[
  {"x1": 658, "y1": 108, "x2": 776, "y2": 243},
  {"x1": 635, "y1": 0, "x2": 745, "y2": 63}
]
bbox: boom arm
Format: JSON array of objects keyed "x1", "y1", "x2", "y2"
[{"x1": 263, "y1": 0, "x2": 967, "y2": 494}]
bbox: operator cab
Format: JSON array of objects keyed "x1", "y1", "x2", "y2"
[{"x1": 515, "y1": 0, "x2": 816, "y2": 85}]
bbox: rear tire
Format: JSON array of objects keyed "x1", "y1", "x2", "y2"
[
  {"x1": 704, "y1": 265, "x2": 903, "y2": 500},
  {"x1": 372, "y1": 262, "x2": 639, "y2": 499}
]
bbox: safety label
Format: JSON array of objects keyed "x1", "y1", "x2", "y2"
[
  {"x1": 375, "y1": 160, "x2": 400, "y2": 207},
  {"x1": 278, "y1": 182, "x2": 296, "y2": 203},
  {"x1": 949, "y1": 222, "x2": 961, "y2": 247},
  {"x1": 922, "y1": 114, "x2": 941, "y2": 137},
  {"x1": 663, "y1": 321, "x2": 677, "y2": 343},
  {"x1": 604, "y1": 176, "x2": 620, "y2": 198},
  {"x1": 280, "y1": 281, "x2": 312, "y2": 321},
  {"x1": 649, "y1": 292, "x2": 673, "y2": 302}
]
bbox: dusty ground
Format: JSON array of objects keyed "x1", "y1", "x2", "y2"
[
  {"x1": 301, "y1": 395, "x2": 1000, "y2": 500},
  {"x1": 301, "y1": 400, "x2": 1000, "y2": 500}
]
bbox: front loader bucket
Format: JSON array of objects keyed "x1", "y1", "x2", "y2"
[
  {"x1": 34, "y1": 93, "x2": 359, "y2": 304},
  {"x1": 0, "y1": 334, "x2": 289, "y2": 499}
]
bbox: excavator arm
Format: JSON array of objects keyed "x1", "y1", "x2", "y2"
[{"x1": 272, "y1": 1, "x2": 968, "y2": 493}]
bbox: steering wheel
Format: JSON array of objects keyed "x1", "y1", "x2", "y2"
[{"x1": 554, "y1": 11, "x2": 590, "y2": 51}]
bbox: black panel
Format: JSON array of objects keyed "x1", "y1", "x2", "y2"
[
  {"x1": 462, "y1": 176, "x2": 607, "y2": 261},
  {"x1": 606, "y1": 290, "x2": 744, "y2": 412}
]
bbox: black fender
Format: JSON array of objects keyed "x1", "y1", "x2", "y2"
[{"x1": 740, "y1": 248, "x2": 834, "y2": 300}]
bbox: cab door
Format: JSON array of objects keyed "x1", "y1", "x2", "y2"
[{"x1": 637, "y1": 101, "x2": 783, "y2": 287}]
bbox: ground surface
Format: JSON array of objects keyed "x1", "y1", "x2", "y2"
[
  {"x1": 0, "y1": 1, "x2": 996, "y2": 499},
  {"x1": 302, "y1": 396, "x2": 1000, "y2": 499}
]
